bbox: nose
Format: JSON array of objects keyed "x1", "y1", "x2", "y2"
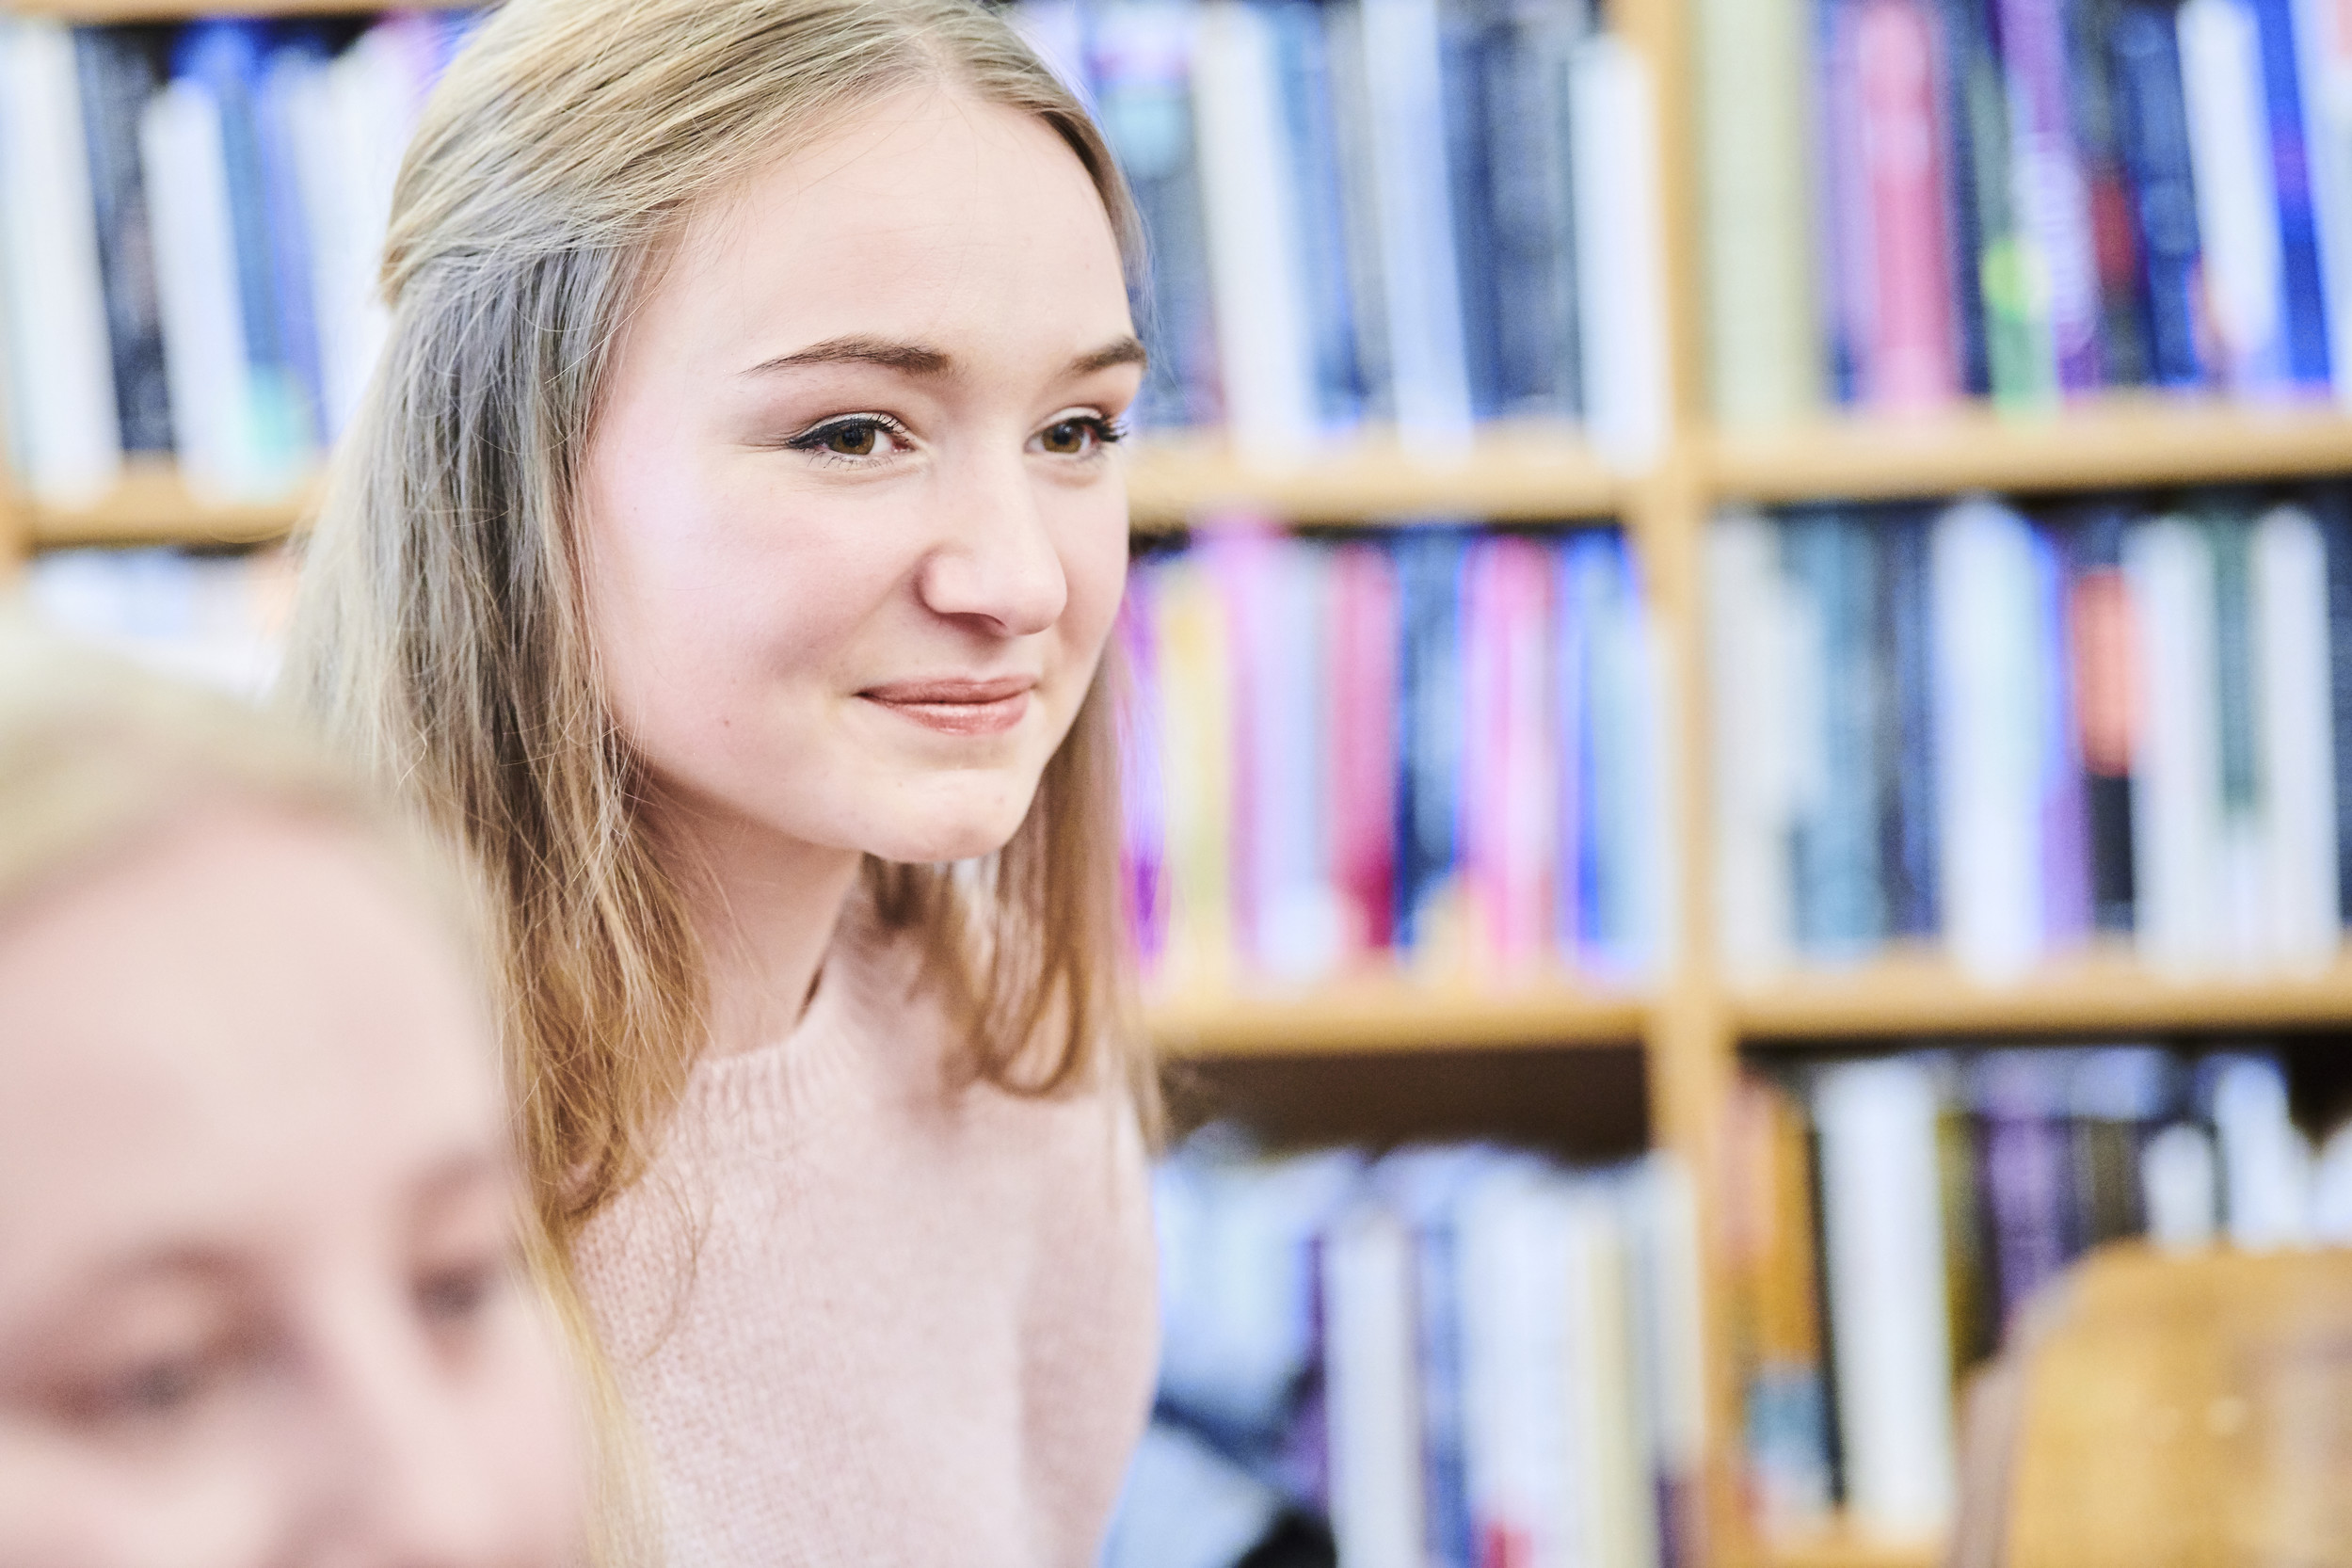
[
  {"x1": 915, "y1": 447, "x2": 1069, "y2": 637},
  {"x1": 286, "y1": 1303, "x2": 564, "y2": 1568}
]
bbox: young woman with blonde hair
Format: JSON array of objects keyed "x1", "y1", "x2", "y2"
[{"x1": 287, "y1": 0, "x2": 1159, "y2": 1559}]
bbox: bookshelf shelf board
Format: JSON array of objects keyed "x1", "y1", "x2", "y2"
[
  {"x1": 1760, "y1": 1527, "x2": 1942, "y2": 1568},
  {"x1": 1706, "y1": 395, "x2": 2352, "y2": 506},
  {"x1": 3, "y1": 0, "x2": 473, "y2": 17},
  {"x1": 1735, "y1": 947, "x2": 2352, "y2": 1041},
  {"x1": 1126, "y1": 424, "x2": 1624, "y2": 530},
  {"x1": 1144, "y1": 976, "x2": 1647, "y2": 1056},
  {"x1": 25, "y1": 463, "x2": 317, "y2": 551}
]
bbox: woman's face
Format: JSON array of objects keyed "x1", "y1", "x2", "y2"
[
  {"x1": 0, "y1": 806, "x2": 583, "y2": 1568},
  {"x1": 580, "y1": 83, "x2": 1142, "y2": 867}
]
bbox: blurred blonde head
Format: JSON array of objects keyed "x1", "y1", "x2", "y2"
[
  {"x1": 285, "y1": 0, "x2": 1153, "y2": 1286},
  {"x1": 0, "y1": 625, "x2": 586, "y2": 1567}
]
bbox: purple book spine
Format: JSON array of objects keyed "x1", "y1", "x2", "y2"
[
  {"x1": 2037, "y1": 525, "x2": 2094, "y2": 949},
  {"x1": 1978, "y1": 1057, "x2": 2074, "y2": 1323},
  {"x1": 1995, "y1": 0, "x2": 2106, "y2": 390}
]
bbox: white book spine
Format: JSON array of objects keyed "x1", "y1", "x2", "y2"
[
  {"x1": 1192, "y1": 1, "x2": 1320, "y2": 463},
  {"x1": 1563, "y1": 1184, "x2": 1659, "y2": 1568},
  {"x1": 1707, "y1": 511, "x2": 1798, "y2": 977},
  {"x1": 1458, "y1": 1172, "x2": 1580, "y2": 1568},
  {"x1": 2141, "y1": 1121, "x2": 2221, "y2": 1250},
  {"x1": 2290, "y1": 0, "x2": 2352, "y2": 406},
  {"x1": 2250, "y1": 505, "x2": 2340, "y2": 968},
  {"x1": 2126, "y1": 517, "x2": 2225, "y2": 970},
  {"x1": 1812, "y1": 1059, "x2": 1958, "y2": 1535},
  {"x1": 0, "y1": 19, "x2": 123, "y2": 503},
  {"x1": 1321, "y1": 1204, "x2": 1427, "y2": 1568},
  {"x1": 1359, "y1": 0, "x2": 1475, "y2": 450},
  {"x1": 2178, "y1": 0, "x2": 2290, "y2": 391},
  {"x1": 2211, "y1": 1056, "x2": 2314, "y2": 1247},
  {"x1": 141, "y1": 81, "x2": 260, "y2": 500},
  {"x1": 1571, "y1": 35, "x2": 1670, "y2": 468},
  {"x1": 1255, "y1": 542, "x2": 1341, "y2": 976},
  {"x1": 1930, "y1": 499, "x2": 2044, "y2": 981}
]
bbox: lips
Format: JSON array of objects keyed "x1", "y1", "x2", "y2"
[{"x1": 857, "y1": 676, "x2": 1036, "y2": 737}]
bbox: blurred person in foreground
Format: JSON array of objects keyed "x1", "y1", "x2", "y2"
[{"x1": 0, "y1": 626, "x2": 587, "y2": 1568}]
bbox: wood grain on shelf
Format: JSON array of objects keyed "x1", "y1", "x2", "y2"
[
  {"x1": 1736, "y1": 945, "x2": 2352, "y2": 1040},
  {"x1": 1125, "y1": 424, "x2": 1624, "y2": 528},
  {"x1": 1706, "y1": 394, "x2": 2352, "y2": 504},
  {"x1": 1145, "y1": 975, "x2": 1647, "y2": 1056},
  {"x1": 24, "y1": 462, "x2": 318, "y2": 550},
  {"x1": 1760, "y1": 1527, "x2": 1943, "y2": 1568}
]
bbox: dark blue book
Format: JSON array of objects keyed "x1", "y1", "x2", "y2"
[
  {"x1": 1478, "y1": 0, "x2": 1582, "y2": 419},
  {"x1": 1784, "y1": 510, "x2": 1884, "y2": 958},
  {"x1": 73, "y1": 24, "x2": 173, "y2": 455},
  {"x1": 1936, "y1": 0, "x2": 1995, "y2": 396},
  {"x1": 1092, "y1": 5, "x2": 1223, "y2": 427},
  {"x1": 2107, "y1": 0, "x2": 2210, "y2": 387},
  {"x1": 1876, "y1": 507, "x2": 1941, "y2": 938},
  {"x1": 1394, "y1": 529, "x2": 1469, "y2": 952},
  {"x1": 2246, "y1": 0, "x2": 2334, "y2": 387},
  {"x1": 2316, "y1": 488, "x2": 2352, "y2": 926},
  {"x1": 1269, "y1": 0, "x2": 1366, "y2": 427},
  {"x1": 1440, "y1": 0, "x2": 1506, "y2": 420},
  {"x1": 2067, "y1": 0, "x2": 2152, "y2": 385}
]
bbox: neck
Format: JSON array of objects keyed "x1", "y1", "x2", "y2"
[{"x1": 650, "y1": 793, "x2": 865, "y2": 1058}]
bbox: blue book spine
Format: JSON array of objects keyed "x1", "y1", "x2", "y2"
[
  {"x1": 2069, "y1": 0, "x2": 2154, "y2": 386},
  {"x1": 74, "y1": 25, "x2": 173, "y2": 455},
  {"x1": 254, "y1": 35, "x2": 328, "y2": 447},
  {"x1": 2246, "y1": 0, "x2": 2334, "y2": 385},
  {"x1": 1554, "y1": 535, "x2": 1590, "y2": 955},
  {"x1": 2318, "y1": 488, "x2": 2352, "y2": 926},
  {"x1": 1879, "y1": 507, "x2": 1943, "y2": 937},
  {"x1": 2108, "y1": 0, "x2": 2211, "y2": 386},
  {"x1": 2034, "y1": 520, "x2": 2093, "y2": 946},
  {"x1": 1936, "y1": 0, "x2": 1997, "y2": 395},
  {"x1": 1270, "y1": 1, "x2": 1367, "y2": 427},
  {"x1": 1440, "y1": 0, "x2": 1506, "y2": 419},
  {"x1": 1395, "y1": 529, "x2": 1468, "y2": 952},
  {"x1": 1478, "y1": 2, "x2": 1579, "y2": 418},
  {"x1": 1784, "y1": 512, "x2": 1885, "y2": 958}
]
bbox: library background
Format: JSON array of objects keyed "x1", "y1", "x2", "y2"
[{"x1": 8, "y1": 0, "x2": 2352, "y2": 1559}]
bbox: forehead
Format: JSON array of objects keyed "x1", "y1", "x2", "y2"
[
  {"x1": 0, "y1": 806, "x2": 499, "y2": 1265},
  {"x1": 648, "y1": 82, "x2": 1131, "y2": 367}
]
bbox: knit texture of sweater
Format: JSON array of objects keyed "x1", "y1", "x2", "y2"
[{"x1": 573, "y1": 902, "x2": 1158, "y2": 1566}]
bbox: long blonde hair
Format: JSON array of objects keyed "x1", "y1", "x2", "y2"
[{"x1": 284, "y1": 0, "x2": 1152, "y2": 1275}]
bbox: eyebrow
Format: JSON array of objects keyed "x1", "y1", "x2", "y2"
[{"x1": 739, "y1": 333, "x2": 1148, "y2": 380}]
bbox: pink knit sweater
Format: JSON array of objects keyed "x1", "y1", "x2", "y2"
[{"x1": 573, "y1": 904, "x2": 1158, "y2": 1566}]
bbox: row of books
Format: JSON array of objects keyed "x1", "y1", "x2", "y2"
[
  {"x1": 0, "y1": 12, "x2": 470, "y2": 504},
  {"x1": 1700, "y1": 0, "x2": 2352, "y2": 421},
  {"x1": 1011, "y1": 0, "x2": 1668, "y2": 460},
  {"x1": 1109, "y1": 1128, "x2": 1703, "y2": 1568},
  {"x1": 1709, "y1": 485, "x2": 2352, "y2": 981},
  {"x1": 1730, "y1": 1044, "x2": 2352, "y2": 1538},
  {"x1": 1121, "y1": 525, "x2": 1671, "y2": 988},
  {"x1": 17, "y1": 544, "x2": 294, "y2": 696}
]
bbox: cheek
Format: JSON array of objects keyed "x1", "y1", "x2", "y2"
[
  {"x1": 0, "y1": 1427, "x2": 271, "y2": 1568},
  {"x1": 1053, "y1": 516, "x2": 1130, "y2": 678}
]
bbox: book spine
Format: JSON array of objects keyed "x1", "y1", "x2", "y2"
[
  {"x1": 2208, "y1": 511, "x2": 2264, "y2": 962},
  {"x1": 1733, "y1": 1074, "x2": 1835, "y2": 1530},
  {"x1": 2109, "y1": 0, "x2": 2213, "y2": 386},
  {"x1": 1819, "y1": 0, "x2": 1877, "y2": 406},
  {"x1": 72, "y1": 26, "x2": 173, "y2": 456},
  {"x1": 1709, "y1": 511, "x2": 1800, "y2": 975},
  {"x1": 139, "y1": 79, "x2": 256, "y2": 497},
  {"x1": 1441, "y1": 0, "x2": 1506, "y2": 422},
  {"x1": 2179, "y1": 0, "x2": 2295, "y2": 392},
  {"x1": 1570, "y1": 35, "x2": 1671, "y2": 463},
  {"x1": 1556, "y1": 532, "x2": 1593, "y2": 960},
  {"x1": 2035, "y1": 521, "x2": 2095, "y2": 950},
  {"x1": 1853, "y1": 0, "x2": 1965, "y2": 407},
  {"x1": 2250, "y1": 504, "x2": 2341, "y2": 966},
  {"x1": 1973, "y1": 1055, "x2": 2075, "y2": 1325},
  {"x1": 2068, "y1": 505, "x2": 2142, "y2": 932},
  {"x1": 1996, "y1": 0, "x2": 2108, "y2": 391},
  {"x1": 1330, "y1": 540, "x2": 1402, "y2": 958},
  {"x1": 2296, "y1": 0, "x2": 2352, "y2": 405},
  {"x1": 2320, "y1": 490, "x2": 2352, "y2": 928},
  {"x1": 1324, "y1": 1, "x2": 1399, "y2": 426},
  {"x1": 1116, "y1": 574, "x2": 1170, "y2": 968},
  {"x1": 252, "y1": 40, "x2": 327, "y2": 451},
  {"x1": 1397, "y1": 530, "x2": 1470, "y2": 968},
  {"x1": 2124, "y1": 515, "x2": 2225, "y2": 968},
  {"x1": 2245, "y1": 0, "x2": 2335, "y2": 385},
  {"x1": 1698, "y1": 0, "x2": 1821, "y2": 422},
  {"x1": 2070, "y1": 0, "x2": 2157, "y2": 384},
  {"x1": 1151, "y1": 553, "x2": 1239, "y2": 986},
  {"x1": 1934, "y1": 0, "x2": 1997, "y2": 392},
  {"x1": 1481, "y1": 0, "x2": 1583, "y2": 420},
  {"x1": 1323, "y1": 1205, "x2": 1430, "y2": 1568},
  {"x1": 1270, "y1": 1, "x2": 1369, "y2": 427},
  {"x1": 1786, "y1": 511, "x2": 1886, "y2": 957},
  {"x1": 1878, "y1": 508, "x2": 1943, "y2": 938},
  {"x1": 1950, "y1": 0, "x2": 2065, "y2": 405}
]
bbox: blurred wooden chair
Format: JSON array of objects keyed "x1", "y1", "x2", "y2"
[{"x1": 1951, "y1": 1244, "x2": 2352, "y2": 1568}]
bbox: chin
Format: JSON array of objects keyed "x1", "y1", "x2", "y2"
[{"x1": 857, "y1": 785, "x2": 1037, "y2": 867}]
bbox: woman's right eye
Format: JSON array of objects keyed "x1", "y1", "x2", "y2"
[{"x1": 781, "y1": 414, "x2": 911, "y2": 462}]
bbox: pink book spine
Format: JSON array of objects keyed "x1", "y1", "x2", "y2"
[
  {"x1": 1329, "y1": 542, "x2": 1400, "y2": 960},
  {"x1": 1494, "y1": 538, "x2": 1556, "y2": 969},
  {"x1": 1202, "y1": 526, "x2": 1270, "y2": 968},
  {"x1": 1853, "y1": 0, "x2": 1960, "y2": 408}
]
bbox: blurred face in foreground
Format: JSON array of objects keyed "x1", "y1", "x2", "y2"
[{"x1": 0, "y1": 806, "x2": 583, "y2": 1568}]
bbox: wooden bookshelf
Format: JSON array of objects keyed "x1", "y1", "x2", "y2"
[
  {"x1": 1761, "y1": 1526, "x2": 1943, "y2": 1568},
  {"x1": 22, "y1": 460, "x2": 318, "y2": 551},
  {"x1": 1144, "y1": 974, "x2": 1647, "y2": 1057},
  {"x1": 1125, "y1": 422, "x2": 1625, "y2": 529},
  {"x1": 1706, "y1": 395, "x2": 2352, "y2": 506},
  {"x1": 1735, "y1": 946, "x2": 2352, "y2": 1042}
]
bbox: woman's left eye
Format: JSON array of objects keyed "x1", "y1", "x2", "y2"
[{"x1": 1034, "y1": 414, "x2": 1125, "y2": 458}]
